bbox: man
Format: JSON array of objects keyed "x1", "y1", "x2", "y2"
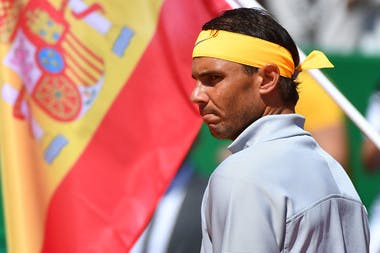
[{"x1": 190, "y1": 8, "x2": 370, "y2": 253}]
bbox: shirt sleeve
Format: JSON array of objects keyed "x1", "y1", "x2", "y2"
[{"x1": 203, "y1": 173, "x2": 286, "y2": 253}]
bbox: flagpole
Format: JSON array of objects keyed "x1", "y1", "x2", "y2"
[{"x1": 226, "y1": 0, "x2": 380, "y2": 150}]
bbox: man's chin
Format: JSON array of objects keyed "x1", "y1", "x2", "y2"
[
  {"x1": 208, "y1": 125, "x2": 229, "y2": 140},
  {"x1": 207, "y1": 124, "x2": 239, "y2": 140}
]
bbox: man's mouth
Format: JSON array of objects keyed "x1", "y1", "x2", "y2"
[{"x1": 201, "y1": 113, "x2": 219, "y2": 124}]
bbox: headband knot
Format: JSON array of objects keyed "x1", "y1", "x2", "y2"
[{"x1": 297, "y1": 50, "x2": 334, "y2": 72}]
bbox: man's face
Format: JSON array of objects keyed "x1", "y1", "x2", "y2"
[{"x1": 191, "y1": 57, "x2": 265, "y2": 140}]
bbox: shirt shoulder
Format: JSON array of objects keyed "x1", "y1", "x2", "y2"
[
  {"x1": 285, "y1": 196, "x2": 369, "y2": 252},
  {"x1": 211, "y1": 135, "x2": 361, "y2": 216}
]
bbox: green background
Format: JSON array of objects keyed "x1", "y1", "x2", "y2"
[
  {"x1": 1, "y1": 53, "x2": 380, "y2": 251},
  {"x1": 323, "y1": 53, "x2": 380, "y2": 208}
]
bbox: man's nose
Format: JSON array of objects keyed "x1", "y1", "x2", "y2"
[{"x1": 190, "y1": 83, "x2": 208, "y2": 104}]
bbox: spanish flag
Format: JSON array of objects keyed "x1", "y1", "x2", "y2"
[{"x1": 0, "y1": 0, "x2": 230, "y2": 252}]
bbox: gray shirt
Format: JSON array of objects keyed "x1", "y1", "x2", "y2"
[{"x1": 201, "y1": 114, "x2": 370, "y2": 253}]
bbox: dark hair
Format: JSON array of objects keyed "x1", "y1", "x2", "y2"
[{"x1": 202, "y1": 8, "x2": 300, "y2": 106}]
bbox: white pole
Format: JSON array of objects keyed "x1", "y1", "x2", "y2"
[{"x1": 226, "y1": 0, "x2": 380, "y2": 150}]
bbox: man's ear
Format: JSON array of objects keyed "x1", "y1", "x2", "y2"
[{"x1": 258, "y1": 64, "x2": 280, "y2": 95}]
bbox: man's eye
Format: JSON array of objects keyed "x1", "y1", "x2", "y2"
[{"x1": 204, "y1": 75, "x2": 221, "y2": 86}]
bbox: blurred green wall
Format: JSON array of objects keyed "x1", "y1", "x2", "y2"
[{"x1": 324, "y1": 53, "x2": 380, "y2": 209}]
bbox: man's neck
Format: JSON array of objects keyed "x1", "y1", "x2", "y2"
[{"x1": 262, "y1": 106, "x2": 295, "y2": 116}]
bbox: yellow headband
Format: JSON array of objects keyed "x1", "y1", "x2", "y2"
[{"x1": 192, "y1": 30, "x2": 334, "y2": 78}]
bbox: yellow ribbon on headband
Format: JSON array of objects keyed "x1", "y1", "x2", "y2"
[
  {"x1": 298, "y1": 50, "x2": 334, "y2": 72},
  {"x1": 192, "y1": 30, "x2": 334, "y2": 78}
]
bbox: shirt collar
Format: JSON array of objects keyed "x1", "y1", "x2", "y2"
[{"x1": 228, "y1": 114, "x2": 307, "y2": 154}]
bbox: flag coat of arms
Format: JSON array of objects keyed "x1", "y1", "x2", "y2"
[{"x1": 0, "y1": 0, "x2": 235, "y2": 252}]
